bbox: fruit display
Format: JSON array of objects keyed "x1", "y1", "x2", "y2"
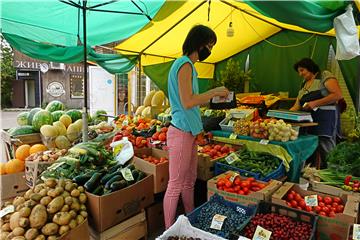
[
  {"x1": 134, "y1": 90, "x2": 167, "y2": 118},
  {"x1": 0, "y1": 178, "x2": 88, "y2": 240},
  {"x1": 16, "y1": 112, "x2": 29, "y2": 126},
  {"x1": 139, "y1": 155, "x2": 168, "y2": 165},
  {"x1": 198, "y1": 144, "x2": 235, "y2": 159},
  {"x1": 112, "y1": 131, "x2": 148, "y2": 149},
  {"x1": 45, "y1": 100, "x2": 65, "y2": 113},
  {"x1": 243, "y1": 212, "x2": 313, "y2": 239},
  {"x1": 1, "y1": 159, "x2": 25, "y2": 175},
  {"x1": 267, "y1": 119, "x2": 298, "y2": 142},
  {"x1": 233, "y1": 119, "x2": 250, "y2": 136},
  {"x1": 284, "y1": 190, "x2": 344, "y2": 217},
  {"x1": 200, "y1": 108, "x2": 226, "y2": 118},
  {"x1": 216, "y1": 173, "x2": 267, "y2": 195},
  {"x1": 167, "y1": 237, "x2": 201, "y2": 240},
  {"x1": 7, "y1": 125, "x2": 36, "y2": 137},
  {"x1": 25, "y1": 149, "x2": 68, "y2": 162},
  {"x1": 249, "y1": 119, "x2": 271, "y2": 139}
]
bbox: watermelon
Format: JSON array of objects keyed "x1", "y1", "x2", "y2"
[
  {"x1": 45, "y1": 100, "x2": 65, "y2": 112},
  {"x1": 66, "y1": 109, "x2": 82, "y2": 122},
  {"x1": 32, "y1": 110, "x2": 53, "y2": 132},
  {"x1": 8, "y1": 125, "x2": 35, "y2": 136},
  {"x1": 92, "y1": 110, "x2": 108, "y2": 122},
  {"x1": 27, "y1": 108, "x2": 41, "y2": 125},
  {"x1": 51, "y1": 110, "x2": 65, "y2": 122},
  {"x1": 17, "y1": 112, "x2": 29, "y2": 126}
]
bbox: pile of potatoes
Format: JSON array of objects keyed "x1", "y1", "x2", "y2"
[
  {"x1": 0, "y1": 178, "x2": 87, "y2": 240},
  {"x1": 25, "y1": 149, "x2": 68, "y2": 162}
]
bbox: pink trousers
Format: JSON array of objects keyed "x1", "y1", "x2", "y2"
[{"x1": 163, "y1": 126, "x2": 198, "y2": 229}]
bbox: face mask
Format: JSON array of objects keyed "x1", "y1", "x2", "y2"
[{"x1": 198, "y1": 47, "x2": 211, "y2": 61}]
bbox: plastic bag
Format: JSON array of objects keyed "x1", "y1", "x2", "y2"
[
  {"x1": 334, "y1": 4, "x2": 360, "y2": 60},
  {"x1": 110, "y1": 137, "x2": 134, "y2": 165}
]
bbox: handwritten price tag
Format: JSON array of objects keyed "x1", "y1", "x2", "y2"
[
  {"x1": 225, "y1": 152, "x2": 239, "y2": 164},
  {"x1": 121, "y1": 168, "x2": 134, "y2": 181},
  {"x1": 210, "y1": 214, "x2": 227, "y2": 230},
  {"x1": 304, "y1": 195, "x2": 318, "y2": 207},
  {"x1": 0, "y1": 205, "x2": 15, "y2": 218},
  {"x1": 252, "y1": 226, "x2": 272, "y2": 240},
  {"x1": 229, "y1": 133, "x2": 238, "y2": 139},
  {"x1": 353, "y1": 224, "x2": 360, "y2": 240},
  {"x1": 230, "y1": 172, "x2": 240, "y2": 183}
]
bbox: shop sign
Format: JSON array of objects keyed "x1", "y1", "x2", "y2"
[{"x1": 46, "y1": 82, "x2": 65, "y2": 97}]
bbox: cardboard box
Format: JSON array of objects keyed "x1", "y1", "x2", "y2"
[
  {"x1": 133, "y1": 148, "x2": 169, "y2": 193},
  {"x1": 207, "y1": 171, "x2": 282, "y2": 206},
  {"x1": 86, "y1": 174, "x2": 154, "y2": 232},
  {"x1": 25, "y1": 160, "x2": 53, "y2": 188},
  {"x1": 146, "y1": 201, "x2": 165, "y2": 236},
  {"x1": 197, "y1": 141, "x2": 243, "y2": 181},
  {"x1": 0, "y1": 172, "x2": 29, "y2": 200},
  {"x1": 310, "y1": 179, "x2": 360, "y2": 198},
  {"x1": 90, "y1": 210, "x2": 147, "y2": 240},
  {"x1": 272, "y1": 182, "x2": 359, "y2": 240},
  {"x1": 60, "y1": 219, "x2": 90, "y2": 240}
]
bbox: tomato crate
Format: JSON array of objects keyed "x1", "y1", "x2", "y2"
[
  {"x1": 233, "y1": 201, "x2": 318, "y2": 240},
  {"x1": 214, "y1": 161, "x2": 285, "y2": 182},
  {"x1": 187, "y1": 194, "x2": 256, "y2": 239}
]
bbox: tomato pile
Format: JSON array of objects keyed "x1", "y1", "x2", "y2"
[
  {"x1": 151, "y1": 127, "x2": 168, "y2": 142},
  {"x1": 285, "y1": 190, "x2": 344, "y2": 217},
  {"x1": 140, "y1": 154, "x2": 168, "y2": 165},
  {"x1": 198, "y1": 144, "x2": 235, "y2": 159},
  {"x1": 112, "y1": 130, "x2": 148, "y2": 148},
  {"x1": 216, "y1": 174, "x2": 267, "y2": 195},
  {"x1": 243, "y1": 213, "x2": 313, "y2": 240}
]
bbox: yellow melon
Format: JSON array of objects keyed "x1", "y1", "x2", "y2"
[
  {"x1": 0, "y1": 162, "x2": 6, "y2": 175},
  {"x1": 67, "y1": 123, "x2": 80, "y2": 142},
  {"x1": 59, "y1": 114, "x2": 72, "y2": 128},
  {"x1": 55, "y1": 136, "x2": 71, "y2": 149},
  {"x1": 15, "y1": 144, "x2": 31, "y2": 161},
  {"x1": 40, "y1": 125, "x2": 58, "y2": 137},
  {"x1": 53, "y1": 121, "x2": 67, "y2": 136},
  {"x1": 74, "y1": 119, "x2": 83, "y2": 132},
  {"x1": 135, "y1": 105, "x2": 146, "y2": 116},
  {"x1": 143, "y1": 90, "x2": 156, "y2": 106},
  {"x1": 151, "y1": 91, "x2": 165, "y2": 106},
  {"x1": 5, "y1": 159, "x2": 24, "y2": 174},
  {"x1": 141, "y1": 106, "x2": 152, "y2": 118},
  {"x1": 29, "y1": 144, "x2": 48, "y2": 155}
]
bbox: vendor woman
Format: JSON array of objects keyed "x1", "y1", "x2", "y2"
[{"x1": 290, "y1": 58, "x2": 343, "y2": 168}]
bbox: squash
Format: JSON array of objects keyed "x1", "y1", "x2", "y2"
[
  {"x1": 59, "y1": 115, "x2": 72, "y2": 128},
  {"x1": 52, "y1": 121, "x2": 67, "y2": 136},
  {"x1": 66, "y1": 124, "x2": 80, "y2": 142},
  {"x1": 143, "y1": 90, "x2": 156, "y2": 106},
  {"x1": 15, "y1": 144, "x2": 31, "y2": 161},
  {"x1": 55, "y1": 136, "x2": 71, "y2": 149},
  {"x1": 29, "y1": 144, "x2": 47, "y2": 155},
  {"x1": 141, "y1": 106, "x2": 152, "y2": 118},
  {"x1": 151, "y1": 90, "x2": 165, "y2": 106},
  {"x1": 73, "y1": 119, "x2": 83, "y2": 132},
  {"x1": 5, "y1": 159, "x2": 24, "y2": 174},
  {"x1": 135, "y1": 105, "x2": 145, "y2": 116},
  {"x1": 40, "y1": 125, "x2": 58, "y2": 138}
]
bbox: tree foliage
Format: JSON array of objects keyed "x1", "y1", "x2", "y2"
[{"x1": 1, "y1": 36, "x2": 15, "y2": 108}]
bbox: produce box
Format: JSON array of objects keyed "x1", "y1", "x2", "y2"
[
  {"x1": 0, "y1": 172, "x2": 28, "y2": 200},
  {"x1": 146, "y1": 201, "x2": 165, "y2": 236},
  {"x1": 237, "y1": 201, "x2": 318, "y2": 240},
  {"x1": 133, "y1": 147, "x2": 169, "y2": 193},
  {"x1": 86, "y1": 174, "x2": 154, "y2": 232},
  {"x1": 197, "y1": 141, "x2": 243, "y2": 181},
  {"x1": 25, "y1": 160, "x2": 53, "y2": 188},
  {"x1": 61, "y1": 219, "x2": 90, "y2": 240},
  {"x1": 156, "y1": 215, "x2": 227, "y2": 240},
  {"x1": 207, "y1": 171, "x2": 282, "y2": 206},
  {"x1": 187, "y1": 194, "x2": 256, "y2": 239},
  {"x1": 89, "y1": 210, "x2": 147, "y2": 240},
  {"x1": 310, "y1": 179, "x2": 360, "y2": 198},
  {"x1": 272, "y1": 182, "x2": 359, "y2": 240}
]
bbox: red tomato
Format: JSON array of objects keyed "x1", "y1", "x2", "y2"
[
  {"x1": 305, "y1": 206, "x2": 312, "y2": 212},
  {"x1": 225, "y1": 181, "x2": 232, "y2": 188},
  {"x1": 328, "y1": 211, "x2": 336, "y2": 218},
  {"x1": 290, "y1": 200, "x2": 298, "y2": 208},
  {"x1": 247, "y1": 177, "x2": 255, "y2": 182},
  {"x1": 234, "y1": 186, "x2": 241, "y2": 192},
  {"x1": 336, "y1": 205, "x2": 344, "y2": 213},
  {"x1": 295, "y1": 194, "x2": 303, "y2": 202},
  {"x1": 218, "y1": 186, "x2": 224, "y2": 191},
  {"x1": 322, "y1": 206, "x2": 330, "y2": 214},
  {"x1": 241, "y1": 181, "x2": 250, "y2": 188},
  {"x1": 238, "y1": 190, "x2": 245, "y2": 195},
  {"x1": 317, "y1": 195, "x2": 323, "y2": 203},
  {"x1": 287, "y1": 193, "x2": 294, "y2": 201},
  {"x1": 299, "y1": 200, "x2": 306, "y2": 209},
  {"x1": 331, "y1": 207, "x2": 337, "y2": 213},
  {"x1": 333, "y1": 197, "x2": 342, "y2": 204},
  {"x1": 214, "y1": 145, "x2": 222, "y2": 151},
  {"x1": 332, "y1": 202, "x2": 339, "y2": 207},
  {"x1": 318, "y1": 202, "x2": 325, "y2": 207},
  {"x1": 220, "y1": 146, "x2": 229, "y2": 153},
  {"x1": 289, "y1": 190, "x2": 296, "y2": 195},
  {"x1": 242, "y1": 187, "x2": 249, "y2": 194},
  {"x1": 324, "y1": 197, "x2": 332, "y2": 205},
  {"x1": 257, "y1": 183, "x2": 266, "y2": 189},
  {"x1": 314, "y1": 206, "x2": 322, "y2": 213},
  {"x1": 297, "y1": 206, "x2": 303, "y2": 210},
  {"x1": 319, "y1": 211, "x2": 327, "y2": 216},
  {"x1": 286, "y1": 202, "x2": 292, "y2": 207}
]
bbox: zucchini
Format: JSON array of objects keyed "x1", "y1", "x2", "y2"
[
  {"x1": 100, "y1": 169, "x2": 121, "y2": 184},
  {"x1": 104, "y1": 175, "x2": 123, "y2": 189},
  {"x1": 84, "y1": 172, "x2": 103, "y2": 192},
  {"x1": 92, "y1": 185, "x2": 104, "y2": 195},
  {"x1": 110, "y1": 180, "x2": 127, "y2": 191},
  {"x1": 107, "y1": 162, "x2": 122, "y2": 173},
  {"x1": 131, "y1": 169, "x2": 139, "y2": 181},
  {"x1": 72, "y1": 171, "x2": 95, "y2": 185},
  {"x1": 136, "y1": 171, "x2": 146, "y2": 182}
]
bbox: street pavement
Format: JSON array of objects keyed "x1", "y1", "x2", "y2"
[{"x1": 1, "y1": 110, "x2": 24, "y2": 129}]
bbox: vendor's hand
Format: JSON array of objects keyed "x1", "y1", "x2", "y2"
[
  {"x1": 212, "y1": 86, "x2": 229, "y2": 98},
  {"x1": 303, "y1": 101, "x2": 317, "y2": 110}
]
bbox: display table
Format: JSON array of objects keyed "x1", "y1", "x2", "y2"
[{"x1": 211, "y1": 130, "x2": 318, "y2": 183}]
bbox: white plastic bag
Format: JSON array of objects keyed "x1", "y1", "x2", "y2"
[
  {"x1": 110, "y1": 137, "x2": 134, "y2": 165},
  {"x1": 334, "y1": 4, "x2": 360, "y2": 60}
]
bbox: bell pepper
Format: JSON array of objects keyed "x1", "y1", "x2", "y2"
[{"x1": 344, "y1": 175, "x2": 352, "y2": 186}]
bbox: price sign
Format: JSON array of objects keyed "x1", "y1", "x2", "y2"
[
  {"x1": 252, "y1": 226, "x2": 272, "y2": 240},
  {"x1": 204, "y1": 109, "x2": 213, "y2": 117},
  {"x1": 259, "y1": 139, "x2": 269, "y2": 145},
  {"x1": 229, "y1": 133, "x2": 238, "y2": 139},
  {"x1": 121, "y1": 168, "x2": 134, "y2": 181},
  {"x1": 210, "y1": 214, "x2": 227, "y2": 230},
  {"x1": 304, "y1": 195, "x2": 318, "y2": 207},
  {"x1": 229, "y1": 172, "x2": 240, "y2": 183},
  {"x1": 353, "y1": 224, "x2": 360, "y2": 240},
  {"x1": 0, "y1": 205, "x2": 15, "y2": 218},
  {"x1": 225, "y1": 152, "x2": 239, "y2": 164}
]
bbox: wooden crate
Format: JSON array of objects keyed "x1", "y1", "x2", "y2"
[{"x1": 89, "y1": 210, "x2": 147, "y2": 240}]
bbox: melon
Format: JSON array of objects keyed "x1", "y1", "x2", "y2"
[
  {"x1": 143, "y1": 90, "x2": 156, "y2": 106},
  {"x1": 151, "y1": 91, "x2": 165, "y2": 106},
  {"x1": 40, "y1": 125, "x2": 58, "y2": 138},
  {"x1": 141, "y1": 106, "x2": 152, "y2": 118},
  {"x1": 45, "y1": 100, "x2": 65, "y2": 112},
  {"x1": 27, "y1": 108, "x2": 41, "y2": 125},
  {"x1": 51, "y1": 110, "x2": 65, "y2": 122},
  {"x1": 67, "y1": 123, "x2": 80, "y2": 141},
  {"x1": 135, "y1": 106, "x2": 145, "y2": 116},
  {"x1": 66, "y1": 109, "x2": 82, "y2": 122},
  {"x1": 55, "y1": 136, "x2": 71, "y2": 149},
  {"x1": 53, "y1": 121, "x2": 67, "y2": 136},
  {"x1": 32, "y1": 110, "x2": 53, "y2": 132},
  {"x1": 59, "y1": 114, "x2": 72, "y2": 128},
  {"x1": 74, "y1": 119, "x2": 83, "y2": 132},
  {"x1": 17, "y1": 112, "x2": 29, "y2": 126}
]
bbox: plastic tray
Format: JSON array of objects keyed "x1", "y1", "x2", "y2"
[
  {"x1": 235, "y1": 201, "x2": 318, "y2": 240},
  {"x1": 214, "y1": 161, "x2": 285, "y2": 182}
]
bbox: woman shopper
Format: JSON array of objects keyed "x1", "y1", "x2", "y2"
[
  {"x1": 164, "y1": 25, "x2": 229, "y2": 228},
  {"x1": 290, "y1": 58, "x2": 343, "y2": 168}
]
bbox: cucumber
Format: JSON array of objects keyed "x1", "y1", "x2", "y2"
[
  {"x1": 131, "y1": 169, "x2": 139, "y2": 181},
  {"x1": 110, "y1": 180, "x2": 127, "y2": 191},
  {"x1": 84, "y1": 172, "x2": 103, "y2": 192},
  {"x1": 136, "y1": 171, "x2": 146, "y2": 182},
  {"x1": 72, "y1": 171, "x2": 95, "y2": 185},
  {"x1": 104, "y1": 175, "x2": 123, "y2": 189},
  {"x1": 92, "y1": 185, "x2": 104, "y2": 195},
  {"x1": 100, "y1": 169, "x2": 121, "y2": 184},
  {"x1": 107, "y1": 163, "x2": 122, "y2": 173}
]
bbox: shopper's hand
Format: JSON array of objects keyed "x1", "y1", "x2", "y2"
[
  {"x1": 302, "y1": 101, "x2": 317, "y2": 111},
  {"x1": 212, "y1": 86, "x2": 229, "y2": 98}
]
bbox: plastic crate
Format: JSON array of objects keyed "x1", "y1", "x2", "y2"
[
  {"x1": 214, "y1": 161, "x2": 285, "y2": 181},
  {"x1": 219, "y1": 116, "x2": 233, "y2": 132},
  {"x1": 187, "y1": 194, "x2": 256, "y2": 239},
  {"x1": 235, "y1": 201, "x2": 318, "y2": 240}
]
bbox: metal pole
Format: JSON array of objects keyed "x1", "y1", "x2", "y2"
[{"x1": 82, "y1": 0, "x2": 89, "y2": 142}]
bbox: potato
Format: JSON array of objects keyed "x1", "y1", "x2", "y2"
[
  {"x1": 69, "y1": 210, "x2": 77, "y2": 219},
  {"x1": 76, "y1": 215, "x2": 84, "y2": 225},
  {"x1": 46, "y1": 189, "x2": 59, "y2": 198},
  {"x1": 80, "y1": 204, "x2": 86, "y2": 211},
  {"x1": 29, "y1": 204, "x2": 47, "y2": 229},
  {"x1": 16, "y1": 203, "x2": 26, "y2": 212},
  {"x1": 38, "y1": 189, "x2": 48, "y2": 198},
  {"x1": 70, "y1": 189, "x2": 80, "y2": 198},
  {"x1": 78, "y1": 193, "x2": 87, "y2": 204},
  {"x1": 24, "y1": 228, "x2": 39, "y2": 240},
  {"x1": 61, "y1": 191, "x2": 70, "y2": 198},
  {"x1": 19, "y1": 207, "x2": 31, "y2": 218},
  {"x1": 70, "y1": 202, "x2": 80, "y2": 212},
  {"x1": 52, "y1": 212, "x2": 72, "y2": 226},
  {"x1": 47, "y1": 236, "x2": 57, "y2": 240},
  {"x1": 24, "y1": 189, "x2": 34, "y2": 200},
  {"x1": 64, "y1": 183, "x2": 75, "y2": 192},
  {"x1": 40, "y1": 197, "x2": 52, "y2": 206},
  {"x1": 34, "y1": 184, "x2": 45, "y2": 194},
  {"x1": 34, "y1": 234, "x2": 45, "y2": 240},
  {"x1": 68, "y1": 219, "x2": 77, "y2": 229},
  {"x1": 55, "y1": 187, "x2": 64, "y2": 195},
  {"x1": 61, "y1": 205, "x2": 69, "y2": 212},
  {"x1": 13, "y1": 227, "x2": 25, "y2": 236},
  {"x1": 58, "y1": 179, "x2": 66, "y2": 188},
  {"x1": 41, "y1": 223, "x2": 58, "y2": 236},
  {"x1": 1, "y1": 223, "x2": 11, "y2": 232},
  {"x1": 64, "y1": 196, "x2": 73, "y2": 206},
  {"x1": 80, "y1": 211, "x2": 88, "y2": 218},
  {"x1": 10, "y1": 212, "x2": 21, "y2": 230},
  {"x1": 47, "y1": 196, "x2": 64, "y2": 214},
  {"x1": 77, "y1": 186, "x2": 85, "y2": 193},
  {"x1": 0, "y1": 232, "x2": 9, "y2": 240},
  {"x1": 24, "y1": 200, "x2": 37, "y2": 208},
  {"x1": 13, "y1": 197, "x2": 26, "y2": 207},
  {"x1": 30, "y1": 193, "x2": 42, "y2": 202},
  {"x1": 44, "y1": 179, "x2": 57, "y2": 188},
  {"x1": 12, "y1": 237, "x2": 25, "y2": 240},
  {"x1": 58, "y1": 225, "x2": 70, "y2": 236},
  {"x1": 19, "y1": 217, "x2": 30, "y2": 228}
]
